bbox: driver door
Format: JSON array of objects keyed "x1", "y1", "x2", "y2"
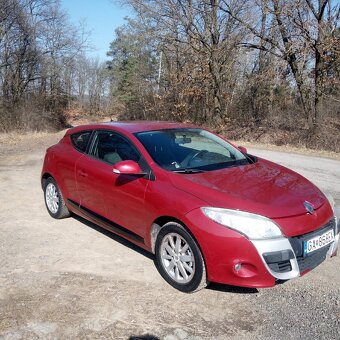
[{"x1": 83, "y1": 130, "x2": 151, "y2": 240}]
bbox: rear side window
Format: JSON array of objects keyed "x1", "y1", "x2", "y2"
[
  {"x1": 89, "y1": 130, "x2": 141, "y2": 165},
  {"x1": 71, "y1": 131, "x2": 92, "y2": 153}
]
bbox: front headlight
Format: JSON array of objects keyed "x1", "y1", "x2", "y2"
[{"x1": 201, "y1": 207, "x2": 283, "y2": 240}]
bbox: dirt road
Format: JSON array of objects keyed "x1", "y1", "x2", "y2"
[{"x1": 0, "y1": 133, "x2": 339, "y2": 339}]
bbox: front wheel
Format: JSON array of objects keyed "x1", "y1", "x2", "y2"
[
  {"x1": 44, "y1": 177, "x2": 71, "y2": 219},
  {"x1": 155, "y1": 222, "x2": 207, "y2": 293}
]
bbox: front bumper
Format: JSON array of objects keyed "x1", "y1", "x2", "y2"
[
  {"x1": 252, "y1": 216, "x2": 339, "y2": 281},
  {"x1": 185, "y1": 208, "x2": 339, "y2": 288}
]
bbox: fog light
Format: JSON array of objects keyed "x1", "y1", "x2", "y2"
[
  {"x1": 233, "y1": 263, "x2": 257, "y2": 278},
  {"x1": 234, "y1": 263, "x2": 242, "y2": 271}
]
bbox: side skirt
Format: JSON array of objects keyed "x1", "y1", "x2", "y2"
[{"x1": 67, "y1": 199, "x2": 145, "y2": 245}]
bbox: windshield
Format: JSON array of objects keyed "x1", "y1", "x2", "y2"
[{"x1": 134, "y1": 128, "x2": 250, "y2": 172}]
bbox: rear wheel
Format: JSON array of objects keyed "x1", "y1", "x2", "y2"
[
  {"x1": 44, "y1": 177, "x2": 70, "y2": 219},
  {"x1": 155, "y1": 222, "x2": 207, "y2": 293}
]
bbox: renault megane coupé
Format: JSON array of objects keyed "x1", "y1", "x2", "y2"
[{"x1": 41, "y1": 121, "x2": 339, "y2": 292}]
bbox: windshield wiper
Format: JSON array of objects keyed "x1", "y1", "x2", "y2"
[{"x1": 173, "y1": 168, "x2": 206, "y2": 174}]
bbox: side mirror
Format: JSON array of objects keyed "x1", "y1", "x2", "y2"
[
  {"x1": 112, "y1": 160, "x2": 145, "y2": 176},
  {"x1": 238, "y1": 146, "x2": 248, "y2": 154}
]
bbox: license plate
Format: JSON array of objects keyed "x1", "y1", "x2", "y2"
[{"x1": 303, "y1": 229, "x2": 335, "y2": 256}]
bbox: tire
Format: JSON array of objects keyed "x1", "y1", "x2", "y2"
[
  {"x1": 44, "y1": 177, "x2": 71, "y2": 219},
  {"x1": 155, "y1": 222, "x2": 207, "y2": 293}
]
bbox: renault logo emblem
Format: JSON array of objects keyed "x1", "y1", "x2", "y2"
[{"x1": 304, "y1": 201, "x2": 314, "y2": 215}]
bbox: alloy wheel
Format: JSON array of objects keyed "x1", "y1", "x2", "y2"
[
  {"x1": 160, "y1": 232, "x2": 196, "y2": 284},
  {"x1": 45, "y1": 182, "x2": 59, "y2": 214}
]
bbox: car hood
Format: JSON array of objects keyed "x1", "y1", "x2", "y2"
[{"x1": 169, "y1": 158, "x2": 326, "y2": 219}]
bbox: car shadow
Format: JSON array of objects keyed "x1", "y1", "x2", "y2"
[
  {"x1": 129, "y1": 336, "x2": 160, "y2": 340},
  {"x1": 72, "y1": 215, "x2": 154, "y2": 260},
  {"x1": 207, "y1": 282, "x2": 258, "y2": 294},
  {"x1": 72, "y1": 215, "x2": 259, "y2": 295}
]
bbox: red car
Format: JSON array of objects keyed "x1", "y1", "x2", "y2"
[{"x1": 41, "y1": 122, "x2": 339, "y2": 292}]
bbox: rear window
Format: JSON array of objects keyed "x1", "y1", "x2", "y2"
[{"x1": 70, "y1": 131, "x2": 92, "y2": 153}]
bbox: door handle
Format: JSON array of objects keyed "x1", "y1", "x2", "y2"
[{"x1": 78, "y1": 170, "x2": 88, "y2": 177}]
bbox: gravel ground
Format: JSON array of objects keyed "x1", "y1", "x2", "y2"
[{"x1": 0, "y1": 132, "x2": 339, "y2": 340}]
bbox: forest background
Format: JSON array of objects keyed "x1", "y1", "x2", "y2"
[{"x1": 1, "y1": 0, "x2": 339, "y2": 151}]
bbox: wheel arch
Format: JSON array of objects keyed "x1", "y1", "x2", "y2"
[
  {"x1": 41, "y1": 172, "x2": 54, "y2": 189},
  {"x1": 150, "y1": 216, "x2": 208, "y2": 276}
]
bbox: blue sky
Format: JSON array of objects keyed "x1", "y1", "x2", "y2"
[{"x1": 60, "y1": 0, "x2": 131, "y2": 61}]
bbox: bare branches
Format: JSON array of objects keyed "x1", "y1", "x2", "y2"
[
  {"x1": 106, "y1": 0, "x2": 340, "y2": 131},
  {"x1": 239, "y1": 42, "x2": 283, "y2": 59},
  {"x1": 305, "y1": 0, "x2": 319, "y2": 19},
  {"x1": 0, "y1": 0, "x2": 91, "y2": 130},
  {"x1": 2, "y1": 0, "x2": 339, "y2": 133},
  {"x1": 305, "y1": 0, "x2": 330, "y2": 21}
]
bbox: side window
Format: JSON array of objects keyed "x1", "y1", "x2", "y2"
[
  {"x1": 71, "y1": 131, "x2": 92, "y2": 153},
  {"x1": 90, "y1": 130, "x2": 142, "y2": 166}
]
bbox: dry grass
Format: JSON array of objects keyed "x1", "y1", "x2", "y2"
[
  {"x1": 0, "y1": 131, "x2": 66, "y2": 159},
  {"x1": 222, "y1": 115, "x2": 340, "y2": 158},
  {"x1": 1, "y1": 114, "x2": 339, "y2": 160},
  {"x1": 0, "y1": 129, "x2": 339, "y2": 162},
  {"x1": 0, "y1": 130, "x2": 65, "y2": 146}
]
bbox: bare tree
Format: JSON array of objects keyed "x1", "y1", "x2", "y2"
[
  {"x1": 120, "y1": 0, "x2": 247, "y2": 125},
  {"x1": 0, "y1": 0, "x2": 89, "y2": 130},
  {"x1": 220, "y1": 0, "x2": 340, "y2": 130}
]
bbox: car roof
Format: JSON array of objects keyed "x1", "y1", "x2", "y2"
[{"x1": 65, "y1": 121, "x2": 200, "y2": 135}]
